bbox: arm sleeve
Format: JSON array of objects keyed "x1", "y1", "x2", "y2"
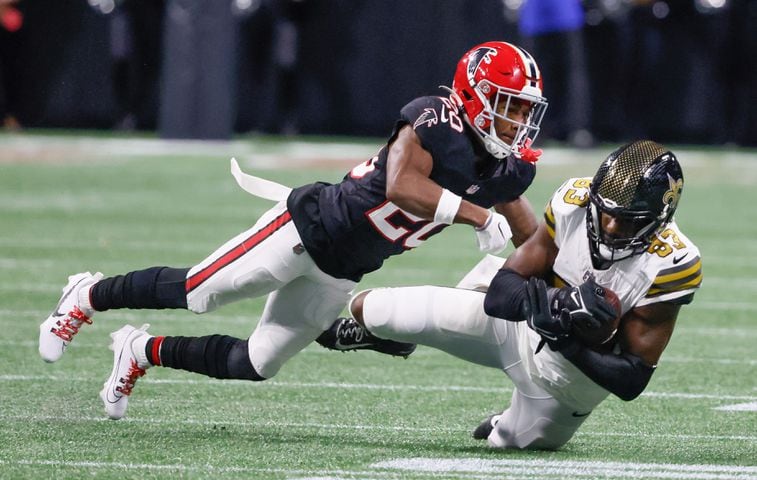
[
  {"x1": 560, "y1": 342, "x2": 656, "y2": 401},
  {"x1": 483, "y1": 268, "x2": 529, "y2": 321}
]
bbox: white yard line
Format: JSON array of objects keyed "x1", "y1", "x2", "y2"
[
  {"x1": 714, "y1": 401, "x2": 757, "y2": 412},
  {"x1": 0, "y1": 460, "x2": 395, "y2": 478},
  {"x1": 657, "y1": 356, "x2": 757, "y2": 366},
  {"x1": 374, "y1": 458, "x2": 757, "y2": 480},
  {"x1": 1, "y1": 457, "x2": 755, "y2": 480}
]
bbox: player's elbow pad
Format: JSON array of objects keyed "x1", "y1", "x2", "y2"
[
  {"x1": 615, "y1": 357, "x2": 656, "y2": 401},
  {"x1": 564, "y1": 346, "x2": 655, "y2": 401},
  {"x1": 483, "y1": 268, "x2": 529, "y2": 321}
]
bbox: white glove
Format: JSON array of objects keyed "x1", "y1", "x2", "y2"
[{"x1": 474, "y1": 212, "x2": 512, "y2": 254}]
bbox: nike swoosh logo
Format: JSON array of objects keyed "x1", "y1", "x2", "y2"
[
  {"x1": 672, "y1": 253, "x2": 689, "y2": 265},
  {"x1": 572, "y1": 411, "x2": 591, "y2": 417},
  {"x1": 570, "y1": 290, "x2": 581, "y2": 306},
  {"x1": 334, "y1": 339, "x2": 373, "y2": 350},
  {"x1": 51, "y1": 277, "x2": 89, "y2": 317},
  {"x1": 104, "y1": 341, "x2": 128, "y2": 403},
  {"x1": 106, "y1": 387, "x2": 123, "y2": 404}
]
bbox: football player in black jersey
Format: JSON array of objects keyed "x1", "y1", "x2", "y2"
[{"x1": 38, "y1": 41, "x2": 549, "y2": 420}]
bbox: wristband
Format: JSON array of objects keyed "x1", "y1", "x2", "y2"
[
  {"x1": 434, "y1": 188, "x2": 462, "y2": 224},
  {"x1": 474, "y1": 212, "x2": 492, "y2": 231}
]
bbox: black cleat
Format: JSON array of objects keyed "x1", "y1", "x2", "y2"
[
  {"x1": 472, "y1": 414, "x2": 500, "y2": 440},
  {"x1": 316, "y1": 317, "x2": 416, "y2": 358}
]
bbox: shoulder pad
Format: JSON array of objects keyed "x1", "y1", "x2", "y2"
[
  {"x1": 400, "y1": 96, "x2": 465, "y2": 133},
  {"x1": 544, "y1": 177, "x2": 592, "y2": 239},
  {"x1": 640, "y1": 224, "x2": 703, "y2": 305},
  {"x1": 399, "y1": 96, "x2": 467, "y2": 159}
]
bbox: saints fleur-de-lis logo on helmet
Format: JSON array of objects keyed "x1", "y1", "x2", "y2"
[
  {"x1": 586, "y1": 140, "x2": 684, "y2": 269},
  {"x1": 663, "y1": 172, "x2": 683, "y2": 208}
]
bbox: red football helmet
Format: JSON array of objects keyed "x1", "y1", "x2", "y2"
[{"x1": 451, "y1": 41, "x2": 548, "y2": 160}]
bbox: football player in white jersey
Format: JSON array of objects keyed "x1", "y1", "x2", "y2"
[{"x1": 334, "y1": 140, "x2": 702, "y2": 449}]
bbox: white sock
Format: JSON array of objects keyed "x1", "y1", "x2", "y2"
[
  {"x1": 77, "y1": 285, "x2": 95, "y2": 317},
  {"x1": 131, "y1": 333, "x2": 153, "y2": 369}
]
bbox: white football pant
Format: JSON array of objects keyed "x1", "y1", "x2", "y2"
[
  {"x1": 186, "y1": 201, "x2": 356, "y2": 379},
  {"x1": 358, "y1": 282, "x2": 603, "y2": 450}
]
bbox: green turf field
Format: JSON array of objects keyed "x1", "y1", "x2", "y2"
[{"x1": 0, "y1": 133, "x2": 755, "y2": 479}]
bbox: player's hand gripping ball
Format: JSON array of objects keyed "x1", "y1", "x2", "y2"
[
  {"x1": 550, "y1": 279, "x2": 622, "y2": 347},
  {"x1": 571, "y1": 286, "x2": 622, "y2": 347}
]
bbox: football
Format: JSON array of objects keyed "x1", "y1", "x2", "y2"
[{"x1": 572, "y1": 287, "x2": 622, "y2": 347}]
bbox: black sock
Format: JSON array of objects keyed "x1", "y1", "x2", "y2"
[
  {"x1": 90, "y1": 267, "x2": 190, "y2": 311},
  {"x1": 147, "y1": 334, "x2": 265, "y2": 381}
]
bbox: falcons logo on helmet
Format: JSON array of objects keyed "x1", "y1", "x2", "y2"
[{"x1": 466, "y1": 47, "x2": 498, "y2": 85}]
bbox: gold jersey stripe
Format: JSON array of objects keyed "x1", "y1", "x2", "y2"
[
  {"x1": 651, "y1": 269, "x2": 702, "y2": 292},
  {"x1": 652, "y1": 257, "x2": 702, "y2": 286},
  {"x1": 656, "y1": 256, "x2": 701, "y2": 278},
  {"x1": 551, "y1": 273, "x2": 567, "y2": 289},
  {"x1": 647, "y1": 272, "x2": 703, "y2": 297},
  {"x1": 544, "y1": 201, "x2": 556, "y2": 239}
]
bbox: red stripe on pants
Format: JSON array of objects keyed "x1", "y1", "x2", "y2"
[{"x1": 185, "y1": 211, "x2": 292, "y2": 294}]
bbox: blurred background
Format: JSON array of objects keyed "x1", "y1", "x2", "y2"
[{"x1": 0, "y1": 0, "x2": 755, "y2": 147}]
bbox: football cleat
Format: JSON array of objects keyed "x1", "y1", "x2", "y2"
[
  {"x1": 472, "y1": 413, "x2": 501, "y2": 440},
  {"x1": 316, "y1": 317, "x2": 416, "y2": 358},
  {"x1": 39, "y1": 271, "x2": 103, "y2": 362},
  {"x1": 100, "y1": 324, "x2": 151, "y2": 420}
]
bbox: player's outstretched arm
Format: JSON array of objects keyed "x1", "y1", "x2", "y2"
[{"x1": 385, "y1": 125, "x2": 493, "y2": 229}]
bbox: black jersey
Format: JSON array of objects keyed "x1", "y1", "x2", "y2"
[{"x1": 287, "y1": 95, "x2": 535, "y2": 282}]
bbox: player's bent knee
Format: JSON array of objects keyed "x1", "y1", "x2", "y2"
[
  {"x1": 488, "y1": 414, "x2": 579, "y2": 450},
  {"x1": 207, "y1": 335, "x2": 265, "y2": 381},
  {"x1": 227, "y1": 339, "x2": 266, "y2": 381},
  {"x1": 488, "y1": 420, "x2": 573, "y2": 450},
  {"x1": 248, "y1": 321, "x2": 320, "y2": 379}
]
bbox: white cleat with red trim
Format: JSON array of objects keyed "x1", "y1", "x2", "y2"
[
  {"x1": 39, "y1": 271, "x2": 103, "y2": 362},
  {"x1": 100, "y1": 324, "x2": 152, "y2": 420}
]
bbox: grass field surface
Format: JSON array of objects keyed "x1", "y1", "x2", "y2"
[{"x1": 0, "y1": 133, "x2": 755, "y2": 479}]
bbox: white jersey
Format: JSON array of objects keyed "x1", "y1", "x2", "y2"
[
  {"x1": 546, "y1": 177, "x2": 702, "y2": 309},
  {"x1": 361, "y1": 176, "x2": 703, "y2": 447},
  {"x1": 518, "y1": 177, "x2": 702, "y2": 409}
]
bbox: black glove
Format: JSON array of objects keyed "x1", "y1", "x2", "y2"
[
  {"x1": 522, "y1": 277, "x2": 572, "y2": 352},
  {"x1": 551, "y1": 278, "x2": 617, "y2": 332}
]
